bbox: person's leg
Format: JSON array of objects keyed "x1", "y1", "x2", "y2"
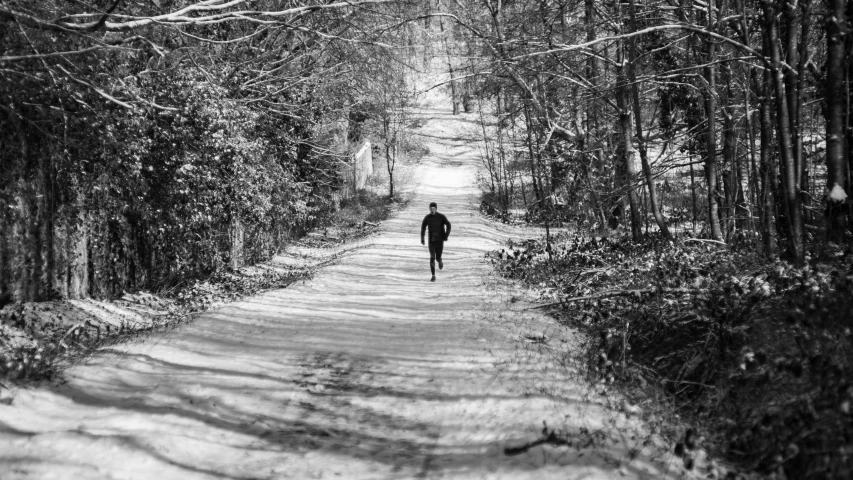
[
  {"x1": 435, "y1": 240, "x2": 444, "y2": 269},
  {"x1": 428, "y1": 241, "x2": 436, "y2": 276}
]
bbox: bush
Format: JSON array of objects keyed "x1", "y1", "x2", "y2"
[
  {"x1": 491, "y1": 233, "x2": 853, "y2": 478},
  {"x1": 1, "y1": 66, "x2": 336, "y2": 301}
]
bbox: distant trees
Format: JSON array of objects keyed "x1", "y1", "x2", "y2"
[
  {"x1": 357, "y1": 53, "x2": 415, "y2": 198},
  {"x1": 441, "y1": 0, "x2": 851, "y2": 264}
]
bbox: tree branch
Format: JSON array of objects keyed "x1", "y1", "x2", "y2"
[
  {"x1": 0, "y1": 46, "x2": 103, "y2": 63},
  {"x1": 514, "y1": 23, "x2": 788, "y2": 73},
  {"x1": 56, "y1": 66, "x2": 135, "y2": 109},
  {"x1": 1, "y1": 0, "x2": 395, "y2": 32}
]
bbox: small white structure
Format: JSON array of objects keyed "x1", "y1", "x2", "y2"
[{"x1": 353, "y1": 141, "x2": 372, "y2": 189}]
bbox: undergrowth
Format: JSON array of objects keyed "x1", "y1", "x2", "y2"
[
  {"x1": 491, "y1": 232, "x2": 853, "y2": 479},
  {"x1": 299, "y1": 188, "x2": 406, "y2": 247},
  {"x1": 1, "y1": 187, "x2": 404, "y2": 385},
  {"x1": 339, "y1": 188, "x2": 399, "y2": 225}
]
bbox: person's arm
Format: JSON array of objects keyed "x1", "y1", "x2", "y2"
[
  {"x1": 421, "y1": 217, "x2": 427, "y2": 245},
  {"x1": 443, "y1": 216, "x2": 451, "y2": 240}
]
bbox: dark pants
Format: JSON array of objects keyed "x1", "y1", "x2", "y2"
[{"x1": 428, "y1": 240, "x2": 444, "y2": 275}]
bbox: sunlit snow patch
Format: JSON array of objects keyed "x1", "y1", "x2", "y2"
[{"x1": 829, "y1": 183, "x2": 848, "y2": 202}]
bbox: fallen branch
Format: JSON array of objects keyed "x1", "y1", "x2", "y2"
[
  {"x1": 505, "y1": 424, "x2": 571, "y2": 455},
  {"x1": 684, "y1": 238, "x2": 728, "y2": 246},
  {"x1": 59, "y1": 321, "x2": 88, "y2": 342},
  {"x1": 529, "y1": 287, "x2": 700, "y2": 309}
]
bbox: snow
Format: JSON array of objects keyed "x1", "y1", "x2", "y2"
[
  {"x1": 829, "y1": 183, "x2": 848, "y2": 202},
  {"x1": 0, "y1": 103, "x2": 687, "y2": 479}
]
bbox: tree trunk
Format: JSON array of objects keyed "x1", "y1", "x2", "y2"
[
  {"x1": 755, "y1": 30, "x2": 779, "y2": 257},
  {"x1": 627, "y1": 0, "x2": 670, "y2": 238},
  {"x1": 765, "y1": 1, "x2": 805, "y2": 264},
  {"x1": 523, "y1": 106, "x2": 544, "y2": 205},
  {"x1": 721, "y1": 63, "x2": 738, "y2": 239},
  {"x1": 796, "y1": 0, "x2": 813, "y2": 223},
  {"x1": 690, "y1": 158, "x2": 697, "y2": 234},
  {"x1": 783, "y1": 0, "x2": 802, "y2": 183},
  {"x1": 615, "y1": 36, "x2": 642, "y2": 241},
  {"x1": 437, "y1": 15, "x2": 459, "y2": 115},
  {"x1": 386, "y1": 142, "x2": 395, "y2": 198},
  {"x1": 825, "y1": 0, "x2": 849, "y2": 240},
  {"x1": 734, "y1": 0, "x2": 761, "y2": 243},
  {"x1": 384, "y1": 116, "x2": 396, "y2": 198},
  {"x1": 583, "y1": 0, "x2": 607, "y2": 233},
  {"x1": 585, "y1": 0, "x2": 598, "y2": 83},
  {"x1": 745, "y1": 83, "x2": 761, "y2": 242},
  {"x1": 229, "y1": 214, "x2": 244, "y2": 270},
  {"x1": 704, "y1": 1, "x2": 724, "y2": 241}
]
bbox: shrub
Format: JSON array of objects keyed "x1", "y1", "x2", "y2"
[{"x1": 491, "y1": 233, "x2": 853, "y2": 478}]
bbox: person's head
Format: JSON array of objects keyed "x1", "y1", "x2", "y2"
[{"x1": 429, "y1": 202, "x2": 437, "y2": 214}]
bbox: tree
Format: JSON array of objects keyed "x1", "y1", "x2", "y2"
[{"x1": 825, "y1": 0, "x2": 850, "y2": 240}]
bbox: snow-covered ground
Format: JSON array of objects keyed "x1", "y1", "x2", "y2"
[{"x1": 0, "y1": 104, "x2": 685, "y2": 479}]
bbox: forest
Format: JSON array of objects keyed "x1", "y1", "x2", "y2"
[
  {"x1": 2, "y1": 0, "x2": 853, "y2": 478},
  {"x1": 1, "y1": 0, "x2": 419, "y2": 303},
  {"x1": 443, "y1": 0, "x2": 848, "y2": 256},
  {"x1": 449, "y1": 1, "x2": 853, "y2": 477}
]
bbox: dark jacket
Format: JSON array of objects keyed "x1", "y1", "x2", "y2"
[{"x1": 421, "y1": 212, "x2": 451, "y2": 242}]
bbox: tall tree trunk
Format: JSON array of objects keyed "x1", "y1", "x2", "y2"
[
  {"x1": 616, "y1": 41, "x2": 642, "y2": 241},
  {"x1": 689, "y1": 157, "x2": 697, "y2": 234},
  {"x1": 584, "y1": 0, "x2": 600, "y2": 180},
  {"x1": 437, "y1": 15, "x2": 459, "y2": 115},
  {"x1": 627, "y1": 0, "x2": 670, "y2": 237},
  {"x1": 585, "y1": 0, "x2": 598, "y2": 84},
  {"x1": 583, "y1": 0, "x2": 608, "y2": 232},
  {"x1": 754, "y1": 26, "x2": 780, "y2": 257},
  {"x1": 765, "y1": 1, "x2": 805, "y2": 264},
  {"x1": 826, "y1": 0, "x2": 849, "y2": 240},
  {"x1": 721, "y1": 63, "x2": 738, "y2": 239},
  {"x1": 704, "y1": 3, "x2": 724, "y2": 241},
  {"x1": 735, "y1": 0, "x2": 761, "y2": 241},
  {"x1": 732, "y1": 109, "x2": 750, "y2": 236},
  {"x1": 384, "y1": 119, "x2": 396, "y2": 198},
  {"x1": 387, "y1": 145, "x2": 395, "y2": 198},
  {"x1": 523, "y1": 106, "x2": 544, "y2": 205},
  {"x1": 745, "y1": 79, "x2": 761, "y2": 241},
  {"x1": 783, "y1": 0, "x2": 802, "y2": 180},
  {"x1": 795, "y1": 0, "x2": 813, "y2": 223}
]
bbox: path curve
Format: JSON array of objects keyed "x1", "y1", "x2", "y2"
[{"x1": 0, "y1": 105, "x2": 673, "y2": 479}]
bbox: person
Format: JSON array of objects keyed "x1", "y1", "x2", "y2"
[{"x1": 421, "y1": 202, "x2": 451, "y2": 282}]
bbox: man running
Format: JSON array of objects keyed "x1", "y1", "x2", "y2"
[{"x1": 421, "y1": 202, "x2": 451, "y2": 282}]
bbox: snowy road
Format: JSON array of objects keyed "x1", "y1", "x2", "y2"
[{"x1": 0, "y1": 106, "x2": 673, "y2": 479}]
